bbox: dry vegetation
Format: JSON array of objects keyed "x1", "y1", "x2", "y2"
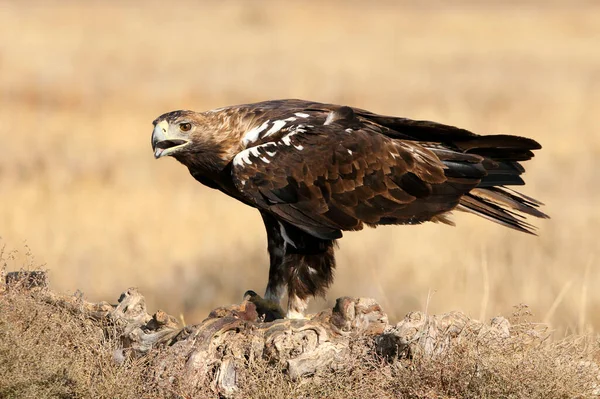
[
  {"x1": 1, "y1": 271, "x2": 599, "y2": 399},
  {"x1": 1, "y1": 2, "x2": 600, "y2": 395}
]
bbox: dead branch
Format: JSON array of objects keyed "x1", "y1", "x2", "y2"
[{"x1": 4, "y1": 271, "x2": 518, "y2": 398}]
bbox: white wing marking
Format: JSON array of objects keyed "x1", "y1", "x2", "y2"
[
  {"x1": 281, "y1": 133, "x2": 294, "y2": 146},
  {"x1": 242, "y1": 120, "x2": 270, "y2": 146},
  {"x1": 233, "y1": 142, "x2": 278, "y2": 166},
  {"x1": 263, "y1": 120, "x2": 287, "y2": 138},
  {"x1": 234, "y1": 125, "x2": 309, "y2": 168}
]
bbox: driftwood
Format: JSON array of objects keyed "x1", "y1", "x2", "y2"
[{"x1": 5, "y1": 271, "x2": 516, "y2": 398}]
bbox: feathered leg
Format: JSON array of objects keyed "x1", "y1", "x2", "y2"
[
  {"x1": 261, "y1": 213, "x2": 337, "y2": 319},
  {"x1": 261, "y1": 212, "x2": 287, "y2": 304},
  {"x1": 284, "y1": 238, "x2": 336, "y2": 319}
]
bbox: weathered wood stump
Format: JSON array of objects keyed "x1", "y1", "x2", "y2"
[{"x1": 4, "y1": 271, "x2": 516, "y2": 398}]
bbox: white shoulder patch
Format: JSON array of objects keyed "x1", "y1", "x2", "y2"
[
  {"x1": 264, "y1": 120, "x2": 287, "y2": 138},
  {"x1": 233, "y1": 142, "x2": 278, "y2": 167},
  {"x1": 295, "y1": 112, "x2": 309, "y2": 118},
  {"x1": 233, "y1": 149, "x2": 253, "y2": 166},
  {"x1": 281, "y1": 133, "x2": 294, "y2": 146},
  {"x1": 242, "y1": 120, "x2": 270, "y2": 146},
  {"x1": 233, "y1": 124, "x2": 309, "y2": 170}
]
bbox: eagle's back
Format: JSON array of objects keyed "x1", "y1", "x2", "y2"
[{"x1": 219, "y1": 100, "x2": 546, "y2": 237}]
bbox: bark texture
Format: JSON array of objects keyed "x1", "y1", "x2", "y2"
[{"x1": 5, "y1": 271, "x2": 515, "y2": 398}]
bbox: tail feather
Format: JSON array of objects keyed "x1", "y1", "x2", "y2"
[
  {"x1": 476, "y1": 173, "x2": 525, "y2": 187},
  {"x1": 458, "y1": 187, "x2": 548, "y2": 234},
  {"x1": 476, "y1": 187, "x2": 548, "y2": 218},
  {"x1": 458, "y1": 135, "x2": 541, "y2": 149},
  {"x1": 451, "y1": 134, "x2": 547, "y2": 233},
  {"x1": 365, "y1": 113, "x2": 548, "y2": 233},
  {"x1": 458, "y1": 135, "x2": 540, "y2": 164},
  {"x1": 500, "y1": 186, "x2": 545, "y2": 206},
  {"x1": 458, "y1": 195, "x2": 535, "y2": 234}
]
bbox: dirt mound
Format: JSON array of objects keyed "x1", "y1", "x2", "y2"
[{"x1": 1, "y1": 271, "x2": 598, "y2": 399}]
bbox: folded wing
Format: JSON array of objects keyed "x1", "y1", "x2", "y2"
[{"x1": 230, "y1": 115, "x2": 497, "y2": 240}]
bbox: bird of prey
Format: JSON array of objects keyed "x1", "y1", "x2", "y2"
[{"x1": 151, "y1": 99, "x2": 547, "y2": 319}]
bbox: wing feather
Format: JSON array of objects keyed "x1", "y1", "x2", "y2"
[{"x1": 230, "y1": 121, "x2": 481, "y2": 238}]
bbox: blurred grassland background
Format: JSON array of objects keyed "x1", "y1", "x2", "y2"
[{"x1": 1, "y1": 1, "x2": 598, "y2": 334}]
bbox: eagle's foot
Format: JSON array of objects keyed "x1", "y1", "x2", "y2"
[
  {"x1": 242, "y1": 290, "x2": 285, "y2": 322},
  {"x1": 287, "y1": 294, "x2": 309, "y2": 320},
  {"x1": 286, "y1": 309, "x2": 308, "y2": 320}
]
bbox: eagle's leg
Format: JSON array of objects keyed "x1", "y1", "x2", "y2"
[
  {"x1": 261, "y1": 213, "x2": 337, "y2": 319},
  {"x1": 261, "y1": 212, "x2": 287, "y2": 306},
  {"x1": 284, "y1": 239, "x2": 336, "y2": 319}
]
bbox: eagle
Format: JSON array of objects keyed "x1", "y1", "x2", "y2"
[{"x1": 151, "y1": 99, "x2": 547, "y2": 319}]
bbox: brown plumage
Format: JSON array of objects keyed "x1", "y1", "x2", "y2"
[{"x1": 151, "y1": 99, "x2": 548, "y2": 319}]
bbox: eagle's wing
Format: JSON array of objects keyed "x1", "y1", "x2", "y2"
[{"x1": 230, "y1": 112, "x2": 487, "y2": 240}]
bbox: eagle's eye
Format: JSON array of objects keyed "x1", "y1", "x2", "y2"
[{"x1": 179, "y1": 122, "x2": 192, "y2": 132}]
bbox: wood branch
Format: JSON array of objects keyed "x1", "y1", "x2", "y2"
[{"x1": 4, "y1": 271, "x2": 517, "y2": 398}]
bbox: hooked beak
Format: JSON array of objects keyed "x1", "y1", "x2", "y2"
[{"x1": 152, "y1": 120, "x2": 190, "y2": 159}]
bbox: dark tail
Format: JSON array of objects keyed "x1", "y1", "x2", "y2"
[
  {"x1": 453, "y1": 135, "x2": 548, "y2": 234},
  {"x1": 362, "y1": 111, "x2": 549, "y2": 234}
]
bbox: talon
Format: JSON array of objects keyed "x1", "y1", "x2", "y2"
[
  {"x1": 242, "y1": 290, "x2": 259, "y2": 301},
  {"x1": 242, "y1": 290, "x2": 285, "y2": 322}
]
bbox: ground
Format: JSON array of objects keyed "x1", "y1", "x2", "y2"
[{"x1": 0, "y1": 279, "x2": 598, "y2": 399}]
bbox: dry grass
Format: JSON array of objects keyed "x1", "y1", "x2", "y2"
[
  {"x1": 242, "y1": 334, "x2": 600, "y2": 399},
  {"x1": 0, "y1": 285, "x2": 148, "y2": 399},
  {"x1": 1, "y1": 1, "x2": 599, "y2": 335},
  {"x1": 1, "y1": 279, "x2": 598, "y2": 399}
]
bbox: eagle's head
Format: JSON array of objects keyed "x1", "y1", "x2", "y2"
[
  {"x1": 152, "y1": 110, "x2": 238, "y2": 173},
  {"x1": 151, "y1": 110, "x2": 206, "y2": 159}
]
